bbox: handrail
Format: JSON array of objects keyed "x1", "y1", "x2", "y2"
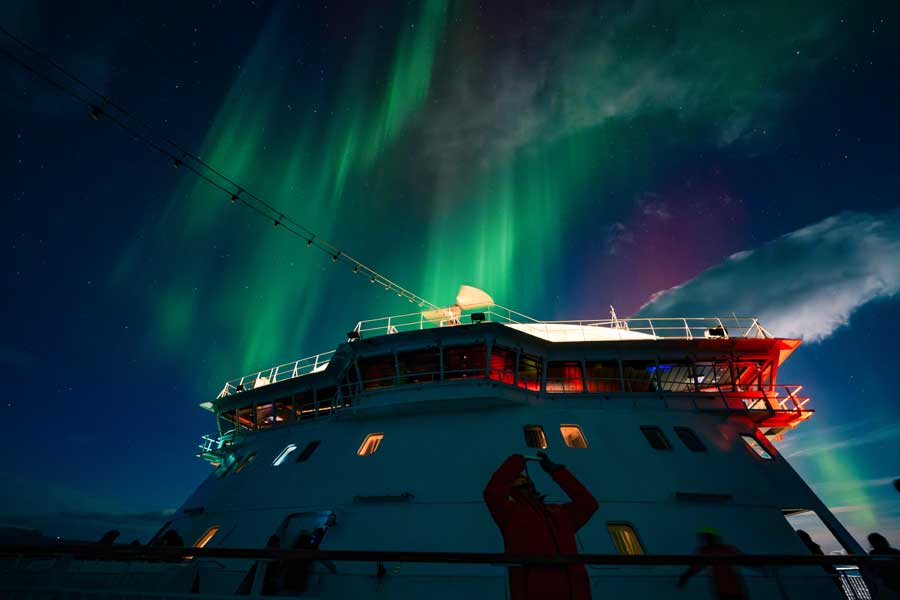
[
  {"x1": 0, "y1": 544, "x2": 895, "y2": 568},
  {"x1": 354, "y1": 306, "x2": 770, "y2": 341},
  {"x1": 217, "y1": 350, "x2": 335, "y2": 399}
]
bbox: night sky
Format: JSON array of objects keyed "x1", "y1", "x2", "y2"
[{"x1": 2, "y1": 1, "x2": 899, "y2": 548}]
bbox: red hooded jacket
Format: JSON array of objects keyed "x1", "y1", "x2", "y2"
[{"x1": 483, "y1": 454, "x2": 599, "y2": 600}]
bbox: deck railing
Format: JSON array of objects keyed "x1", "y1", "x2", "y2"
[
  {"x1": 353, "y1": 306, "x2": 771, "y2": 341},
  {"x1": 217, "y1": 350, "x2": 335, "y2": 399},
  {"x1": 216, "y1": 309, "x2": 771, "y2": 399}
]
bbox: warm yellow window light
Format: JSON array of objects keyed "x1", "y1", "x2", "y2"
[
  {"x1": 357, "y1": 433, "x2": 384, "y2": 456},
  {"x1": 607, "y1": 523, "x2": 645, "y2": 555},
  {"x1": 193, "y1": 526, "x2": 220, "y2": 549},
  {"x1": 560, "y1": 425, "x2": 588, "y2": 448},
  {"x1": 523, "y1": 425, "x2": 548, "y2": 449}
]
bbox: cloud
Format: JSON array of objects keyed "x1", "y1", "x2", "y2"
[
  {"x1": 639, "y1": 209, "x2": 900, "y2": 341},
  {"x1": 780, "y1": 421, "x2": 900, "y2": 459}
]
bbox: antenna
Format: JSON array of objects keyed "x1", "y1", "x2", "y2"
[{"x1": 0, "y1": 26, "x2": 438, "y2": 310}]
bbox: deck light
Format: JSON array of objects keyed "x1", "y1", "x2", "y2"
[
  {"x1": 88, "y1": 105, "x2": 103, "y2": 120},
  {"x1": 347, "y1": 330, "x2": 360, "y2": 341},
  {"x1": 307, "y1": 239, "x2": 313, "y2": 247},
  {"x1": 470, "y1": 312, "x2": 486, "y2": 323},
  {"x1": 332, "y1": 254, "x2": 339, "y2": 262},
  {"x1": 353, "y1": 266, "x2": 359, "y2": 273}
]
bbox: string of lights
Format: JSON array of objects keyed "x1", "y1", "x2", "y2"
[{"x1": 0, "y1": 26, "x2": 439, "y2": 310}]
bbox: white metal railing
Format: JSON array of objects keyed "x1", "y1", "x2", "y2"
[
  {"x1": 217, "y1": 350, "x2": 335, "y2": 399},
  {"x1": 353, "y1": 305, "x2": 771, "y2": 341}
]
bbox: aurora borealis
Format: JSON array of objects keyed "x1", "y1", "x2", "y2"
[{"x1": 3, "y1": 0, "x2": 900, "y2": 548}]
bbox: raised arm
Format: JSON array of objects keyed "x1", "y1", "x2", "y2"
[
  {"x1": 483, "y1": 454, "x2": 526, "y2": 529},
  {"x1": 551, "y1": 468, "x2": 599, "y2": 530}
]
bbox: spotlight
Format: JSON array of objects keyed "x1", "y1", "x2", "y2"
[
  {"x1": 352, "y1": 266, "x2": 359, "y2": 273},
  {"x1": 470, "y1": 312, "x2": 486, "y2": 324},
  {"x1": 172, "y1": 158, "x2": 183, "y2": 169},
  {"x1": 370, "y1": 276, "x2": 377, "y2": 283},
  {"x1": 332, "y1": 254, "x2": 339, "y2": 262},
  {"x1": 231, "y1": 194, "x2": 239, "y2": 203},
  {"x1": 346, "y1": 330, "x2": 361, "y2": 341},
  {"x1": 88, "y1": 105, "x2": 104, "y2": 121},
  {"x1": 306, "y1": 239, "x2": 313, "y2": 247},
  {"x1": 273, "y1": 219, "x2": 280, "y2": 227}
]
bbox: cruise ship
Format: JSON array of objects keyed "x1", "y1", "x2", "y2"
[{"x1": 0, "y1": 288, "x2": 887, "y2": 598}]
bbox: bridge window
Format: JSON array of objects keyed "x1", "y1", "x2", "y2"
[
  {"x1": 274, "y1": 400, "x2": 293, "y2": 425},
  {"x1": 674, "y1": 427, "x2": 706, "y2": 452},
  {"x1": 546, "y1": 361, "x2": 584, "y2": 393},
  {"x1": 640, "y1": 426, "x2": 672, "y2": 450},
  {"x1": 518, "y1": 353, "x2": 543, "y2": 391},
  {"x1": 694, "y1": 360, "x2": 734, "y2": 392},
  {"x1": 256, "y1": 403, "x2": 275, "y2": 429},
  {"x1": 560, "y1": 425, "x2": 588, "y2": 448},
  {"x1": 656, "y1": 360, "x2": 697, "y2": 392},
  {"x1": 607, "y1": 523, "x2": 645, "y2": 555},
  {"x1": 359, "y1": 355, "x2": 396, "y2": 390},
  {"x1": 523, "y1": 425, "x2": 548, "y2": 449},
  {"x1": 296, "y1": 440, "x2": 321, "y2": 462},
  {"x1": 272, "y1": 444, "x2": 298, "y2": 466},
  {"x1": 233, "y1": 452, "x2": 257, "y2": 474},
  {"x1": 444, "y1": 344, "x2": 486, "y2": 380},
  {"x1": 397, "y1": 347, "x2": 440, "y2": 384},
  {"x1": 741, "y1": 434, "x2": 773, "y2": 459},
  {"x1": 236, "y1": 406, "x2": 255, "y2": 430},
  {"x1": 193, "y1": 525, "x2": 220, "y2": 549},
  {"x1": 586, "y1": 360, "x2": 622, "y2": 392},
  {"x1": 357, "y1": 433, "x2": 384, "y2": 456},
  {"x1": 294, "y1": 391, "x2": 315, "y2": 420},
  {"x1": 623, "y1": 361, "x2": 657, "y2": 392},
  {"x1": 317, "y1": 386, "x2": 337, "y2": 415},
  {"x1": 490, "y1": 345, "x2": 516, "y2": 384}
]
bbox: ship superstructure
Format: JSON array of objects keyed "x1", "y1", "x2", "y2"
[{"x1": 2, "y1": 304, "x2": 880, "y2": 599}]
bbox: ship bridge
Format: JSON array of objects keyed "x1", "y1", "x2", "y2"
[{"x1": 202, "y1": 306, "x2": 810, "y2": 463}]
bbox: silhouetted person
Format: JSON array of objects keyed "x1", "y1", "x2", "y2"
[
  {"x1": 261, "y1": 534, "x2": 283, "y2": 595},
  {"x1": 678, "y1": 529, "x2": 748, "y2": 600},
  {"x1": 484, "y1": 451, "x2": 599, "y2": 600},
  {"x1": 796, "y1": 529, "x2": 841, "y2": 591},
  {"x1": 97, "y1": 529, "x2": 120, "y2": 544},
  {"x1": 157, "y1": 529, "x2": 184, "y2": 547},
  {"x1": 868, "y1": 532, "x2": 900, "y2": 594}
]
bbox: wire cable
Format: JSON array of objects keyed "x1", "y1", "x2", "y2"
[{"x1": 0, "y1": 25, "x2": 438, "y2": 310}]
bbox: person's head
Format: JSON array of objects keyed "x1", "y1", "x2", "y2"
[
  {"x1": 698, "y1": 526, "x2": 721, "y2": 545},
  {"x1": 796, "y1": 530, "x2": 814, "y2": 545},
  {"x1": 868, "y1": 532, "x2": 890, "y2": 551},
  {"x1": 512, "y1": 472, "x2": 543, "y2": 503}
]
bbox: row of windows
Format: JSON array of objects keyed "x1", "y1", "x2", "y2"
[
  {"x1": 185, "y1": 521, "x2": 646, "y2": 556},
  {"x1": 218, "y1": 344, "x2": 775, "y2": 433},
  {"x1": 217, "y1": 424, "x2": 773, "y2": 479}
]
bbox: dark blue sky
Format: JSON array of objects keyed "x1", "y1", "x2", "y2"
[{"x1": 2, "y1": 0, "x2": 899, "y2": 545}]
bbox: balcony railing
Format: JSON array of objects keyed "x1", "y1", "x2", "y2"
[
  {"x1": 353, "y1": 305, "x2": 771, "y2": 341},
  {"x1": 217, "y1": 350, "x2": 335, "y2": 399}
]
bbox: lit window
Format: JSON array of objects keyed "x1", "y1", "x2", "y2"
[
  {"x1": 233, "y1": 452, "x2": 256, "y2": 474},
  {"x1": 489, "y1": 345, "x2": 517, "y2": 384},
  {"x1": 656, "y1": 360, "x2": 698, "y2": 392},
  {"x1": 546, "y1": 362, "x2": 584, "y2": 393},
  {"x1": 296, "y1": 440, "x2": 321, "y2": 462},
  {"x1": 607, "y1": 523, "x2": 645, "y2": 555},
  {"x1": 272, "y1": 444, "x2": 298, "y2": 466},
  {"x1": 357, "y1": 433, "x2": 384, "y2": 456},
  {"x1": 640, "y1": 426, "x2": 672, "y2": 450},
  {"x1": 586, "y1": 360, "x2": 622, "y2": 392},
  {"x1": 397, "y1": 348, "x2": 440, "y2": 384},
  {"x1": 560, "y1": 425, "x2": 588, "y2": 448},
  {"x1": 674, "y1": 427, "x2": 706, "y2": 452},
  {"x1": 443, "y1": 344, "x2": 486, "y2": 380},
  {"x1": 741, "y1": 434, "x2": 773, "y2": 459},
  {"x1": 359, "y1": 355, "x2": 396, "y2": 390},
  {"x1": 524, "y1": 425, "x2": 548, "y2": 449},
  {"x1": 193, "y1": 526, "x2": 220, "y2": 549},
  {"x1": 518, "y1": 353, "x2": 543, "y2": 391}
]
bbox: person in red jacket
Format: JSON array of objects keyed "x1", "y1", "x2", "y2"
[{"x1": 483, "y1": 452, "x2": 599, "y2": 600}]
